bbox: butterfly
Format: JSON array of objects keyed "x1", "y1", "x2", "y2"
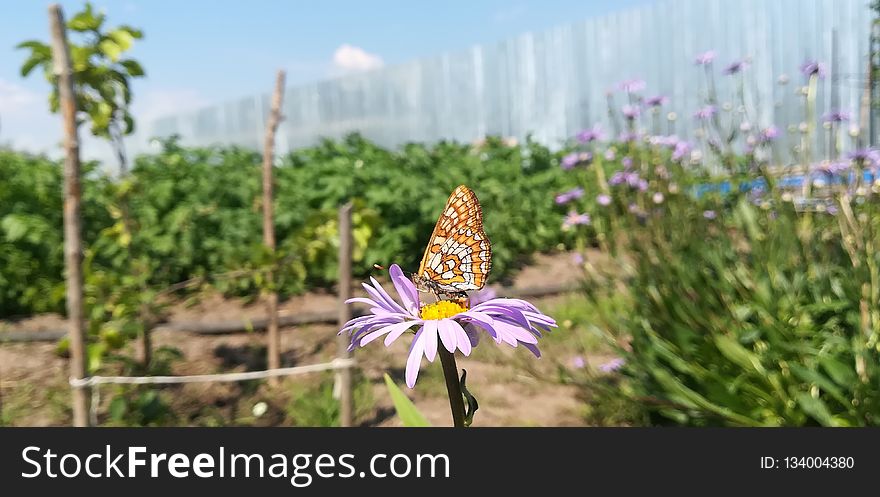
[{"x1": 412, "y1": 185, "x2": 492, "y2": 300}]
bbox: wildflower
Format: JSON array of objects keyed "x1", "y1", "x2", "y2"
[
  {"x1": 604, "y1": 148, "x2": 616, "y2": 161},
  {"x1": 340, "y1": 265, "x2": 556, "y2": 387},
  {"x1": 572, "y1": 253, "x2": 585, "y2": 265},
  {"x1": 619, "y1": 78, "x2": 646, "y2": 94},
  {"x1": 703, "y1": 210, "x2": 717, "y2": 220},
  {"x1": 848, "y1": 148, "x2": 880, "y2": 168},
  {"x1": 599, "y1": 357, "x2": 625, "y2": 373},
  {"x1": 618, "y1": 131, "x2": 640, "y2": 143},
  {"x1": 722, "y1": 59, "x2": 749, "y2": 75},
  {"x1": 622, "y1": 156, "x2": 633, "y2": 169},
  {"x1": 800, "y1": 60, "x2": 826, "y2": 79},
  {"x1": 822, "y1": 110, "x2": 851, "y2": 123},
  {"x1": 672, "y1": 141, "x2": 692, "y2": 161},
  {"x1": 576, "y1": 125, "x2": 605, "y2": 143},
  {"x1": 694, "y1": 50, "x2": 716, "y2": 65},
  {"x1": 561, "y1": 152, "x2": 580, "y2": 170},
  {"x1": 572, "y1": 356, "x2": 586, "y2": 369},
  {"x1": 759, "y1": 125, "x2": 780, "y2": 143},
  {"x1": 621, "y1": 104, "x2": 641, "y2": 119},
  {"x1": 596, "y1": 194, "x2": 612, "y2": 206},
  {"x1": 694, "y1": 105, "x2": 717, "y2": 120},
  {"x1": 555, "y1": 187, "x2": 585, "y2": 205},
  {"x1": 652, "y1": 192, "x2": 664, "y2": 204},
  {"x1": 644, "y1": 95, "x2": 668, "y2": 107},
  {"x1": 468, "y1": 287, "x2": 497, "y2": 306},
  {"x1": 563, "y1": 211, "x2": 591, "y2": 229}
]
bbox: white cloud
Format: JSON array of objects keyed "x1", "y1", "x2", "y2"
[{"x1": 331, "y1": 44, "x2": 384, "y2": 73}]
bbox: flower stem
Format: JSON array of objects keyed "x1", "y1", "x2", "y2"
[{"x1": 437, "y1": 347, "x2": 465, "y2": 427}]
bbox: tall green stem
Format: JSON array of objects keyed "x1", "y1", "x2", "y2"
[{"x1": 438, "y1": 347, "x2": 465, "y2": 427}]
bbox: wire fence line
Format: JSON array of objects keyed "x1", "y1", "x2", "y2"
[
  {"x1": 68, "y1": 358, "x2": 357, "y2": 389},
  {"x1": 139, "y1": 0, "x2": 873, "y2": 159}
]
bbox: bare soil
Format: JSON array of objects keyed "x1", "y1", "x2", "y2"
[{"x1": 0, "y1": 251, "x2": 608, "y2": 427}]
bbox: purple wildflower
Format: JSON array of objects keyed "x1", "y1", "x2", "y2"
[
  {"x1": 561, "y1": 152, "x2": 580, "y2": 170},
  {"x1": 572, "y1": 356, "x2": 586, "y2": 369},
  {"x1": 563, "y1": 211, "x2": 591, "y2": 229},
  {"x1": 619, "y1": 78, "x2": 646, "y2": 94},
  {"x1": 822, "y1": 110, "x2": 851, "y2": 123},
  {"x1": 596, "y1": 194, "x2": 612, "y2": 206},
  {"x1": 694, "y1": 105, "x2": 717, "y2": 120},
  {"x1": 703, "y1": 210, "x2": 717, "y2": 220},
  {"x1": 800, "y1": 60, "x2": 826, "y2": 79},
  {"x1": 644, "y1": 95, "x2": 668, "y2": 107},
  {"x1": 622, "y1": 156, "x2": 633, "y2": 169},
  {"x1": 759, "y1": 125, "x2": 780, "y2": 143},
  {"x1": 622, "y1": 104, "x2": 641, "y2": 119},
  {"x1": 848, "y1": 148, "x2": 880, "y2": 168},
  {"x1": 618, "y1": 131, "x2": 640, "y2": 143},
  {"x1": 695, "y1": 50, "x2": 717, "y2": 65},
  {"x1": 722, "y1": 59, "x2": 749, "y2": 75},
  {"x1": 576, "y1": 125, "x2": 605, "y2": 143},
  {"x1": 599, "y1": 357, "x2": 625, "y2": 373},
  {"x1": 672, "y1": 141, "x2": 692, "y2": 161},
  {"x1": 555, "y1": 187, "x2": 585, "y2": 205},
  {"x1": 340, "y1": 265, "x2": 556, "y2": 388}
]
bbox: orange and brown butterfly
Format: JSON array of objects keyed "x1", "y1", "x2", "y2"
[{"x1": 412, "y1": 185, "x2": 492, "y2": 300}]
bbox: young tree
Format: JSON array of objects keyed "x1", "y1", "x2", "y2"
[{"x1": 18, "y1": 2, "x2": 145, "y2": 175}]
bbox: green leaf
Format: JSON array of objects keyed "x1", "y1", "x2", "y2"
[
  {"x1": 383, "y1": 373, "x2": 431, "y2": 427},
  {"x1": 98, "y1": 39, "x2": 122, "y2": 62},
  {"x1": 119, "y1": 59, "x2": 145, "y2": 77},
  {"x1": 68, "y1": 3, "x2": 103, "y2": 31},
  {"x1": 714, "y1": 335, "x2": 766, "y2": 374},
  {"x1": 109, "y1": 396, "x2": 127, "y2": 421},
  {"x1": 796, "y1": 393, "x2": 837, "y2": 427},
  {"x1": 460, "y1": 369, "x2": 479, "y2": 427}
]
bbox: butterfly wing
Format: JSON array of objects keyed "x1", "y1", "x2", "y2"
[{"x1": 418, "y1": 185, "x2": 491, "y2": 293}]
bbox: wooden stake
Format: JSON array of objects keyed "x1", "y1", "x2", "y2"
[
  {"x1": 262, "y1": 70, "x2": 285, "y2": 384},
  {"x1": 49, "y1": 3, "x2": 90, "y2": 427},
  {"x1": 335, "y1": 202, "x2": 354, "y2": 427}
]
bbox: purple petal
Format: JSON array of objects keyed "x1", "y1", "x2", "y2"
[
  {"x1": 437, "y1": 319, "x2": 458, "y2": 352},
  {"x1": 521, "y1": 342, "x2": 542, "y2": 358},
  {"x1": 445, "y1": 319, "x2": 472, "y2": 356},
  {"x1": 389, "y1": 264, "x2": 420, "y2": 314},
  {"x1": 361, "y1": 282, "x2": 399, "y2": 314},
  {"x1": 405, "y1": 327, "x2": 427, "y2": 388},
  {"x1": 384, "y1": 318, "x2": 422, "y2": 346},
  {"x1": 368, "y1": 277, "x2": 408, "y2": 314},
  {"x1": 359, "y1": 320, "x2": 418, "y2": 346},
  {"x1": 345, "y1": 297, "x2": 380, "y2": 307},
  {"x1": 463, "y1": 323, "x2": 481, "y2": 348},
  {"x1": 423, "y1": 319, "x2": 438, "y2": 362}
]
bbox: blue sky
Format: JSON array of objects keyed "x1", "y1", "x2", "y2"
[{"x1": 0, "y1": 0, "x2": 651, "y2": 159}]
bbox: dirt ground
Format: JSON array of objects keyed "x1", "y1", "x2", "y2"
[{"x1": 0, "y1": 251, "x2": 611, "y2": 427}]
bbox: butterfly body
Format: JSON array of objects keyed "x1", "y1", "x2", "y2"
[{"x1": 414, "y1": 185, "x2": 492, "y2": 301}]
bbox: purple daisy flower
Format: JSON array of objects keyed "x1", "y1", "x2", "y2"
[
  {"x1": 644, "y1": 95, "x2": 668, "y2": 107},
  {"x1": 822, "y1": 110, "x2": 851, "y2": 123},
  {"x1": 619, "y1": 78, "x2": 646, "y2": 94},
  {"x1": 848, "y1": 148, "x2": 880, "y2": 168},
  {"x1": 599, "y1": 357, "x2": 625, "y2": 373},
  {"x1": 576, "y1": 125, "x2": 605, "y2": 143},
  {"x1": 555, "y1": 187, "x2": 585, "y2": 205},
  {"x1": 621, "y1": 104, "x2": 641, "y2": 119},
  {"x1": 759, "y1": 125, "x2": 780, "y2": 143},
  {"x1": 722, "y1": 59, "x2": 749, "y2": 75},
  {"x1": 561, "y1": 152, "x2": 580, "y2": 170},
  {"x1": 563, "y1": 211, "x2": 591, "y2": 229},
  {"x1": 672, "y1": 141, "x2": 692, "y2": 161},
  {"x1": 340, "y1": 265, "x2": 556, "y2": 388},
  {"x1": 694, "y1": 105, "x2": 717, "y2": 120},
  {"x1": 622, "y1": 156, "x2": 634, "y2": 169},
  {"x1": 695, "y1": 50, "x2": 717, "y2": 65},
  {"x1": 596, "y1": 194, "x2": 612, "y2": 206},
  {"x1": 800, "y1": 60, "x2": 826, "y2": 79}
]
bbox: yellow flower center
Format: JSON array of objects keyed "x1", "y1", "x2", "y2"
[{"x1": 420, "y1": 299, "x2": 467, "y2": 320}]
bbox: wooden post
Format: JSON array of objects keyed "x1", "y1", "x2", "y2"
[
  {"x1": 49, "y1": 4, "x2": 90, "y2": 427},
  {"x1": 262, "y1": 70, "x2": 285, "y2": 384},
  {"x1": 335, "y1": 202, "x2": 354, "y2": 427}
]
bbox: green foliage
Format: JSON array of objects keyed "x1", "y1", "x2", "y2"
[
  {"x1": 286, "y1": 373, "x2": 374, "y2": 426},
  {"x1": 0, "y1": 134, "x2": 571, "y2": 317},
  {"x1": 383, "y1": 373, "x2": 431, "y2": 427},
  {"x1": 102, "y1": 346, "x2": 183, "y2": 426},
  {"x1": 17, "y1": 2, "x2": 145, "y2": 169},
  {"x1": 571, "y1": 144, "x2": 880, "y2": 426}
]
